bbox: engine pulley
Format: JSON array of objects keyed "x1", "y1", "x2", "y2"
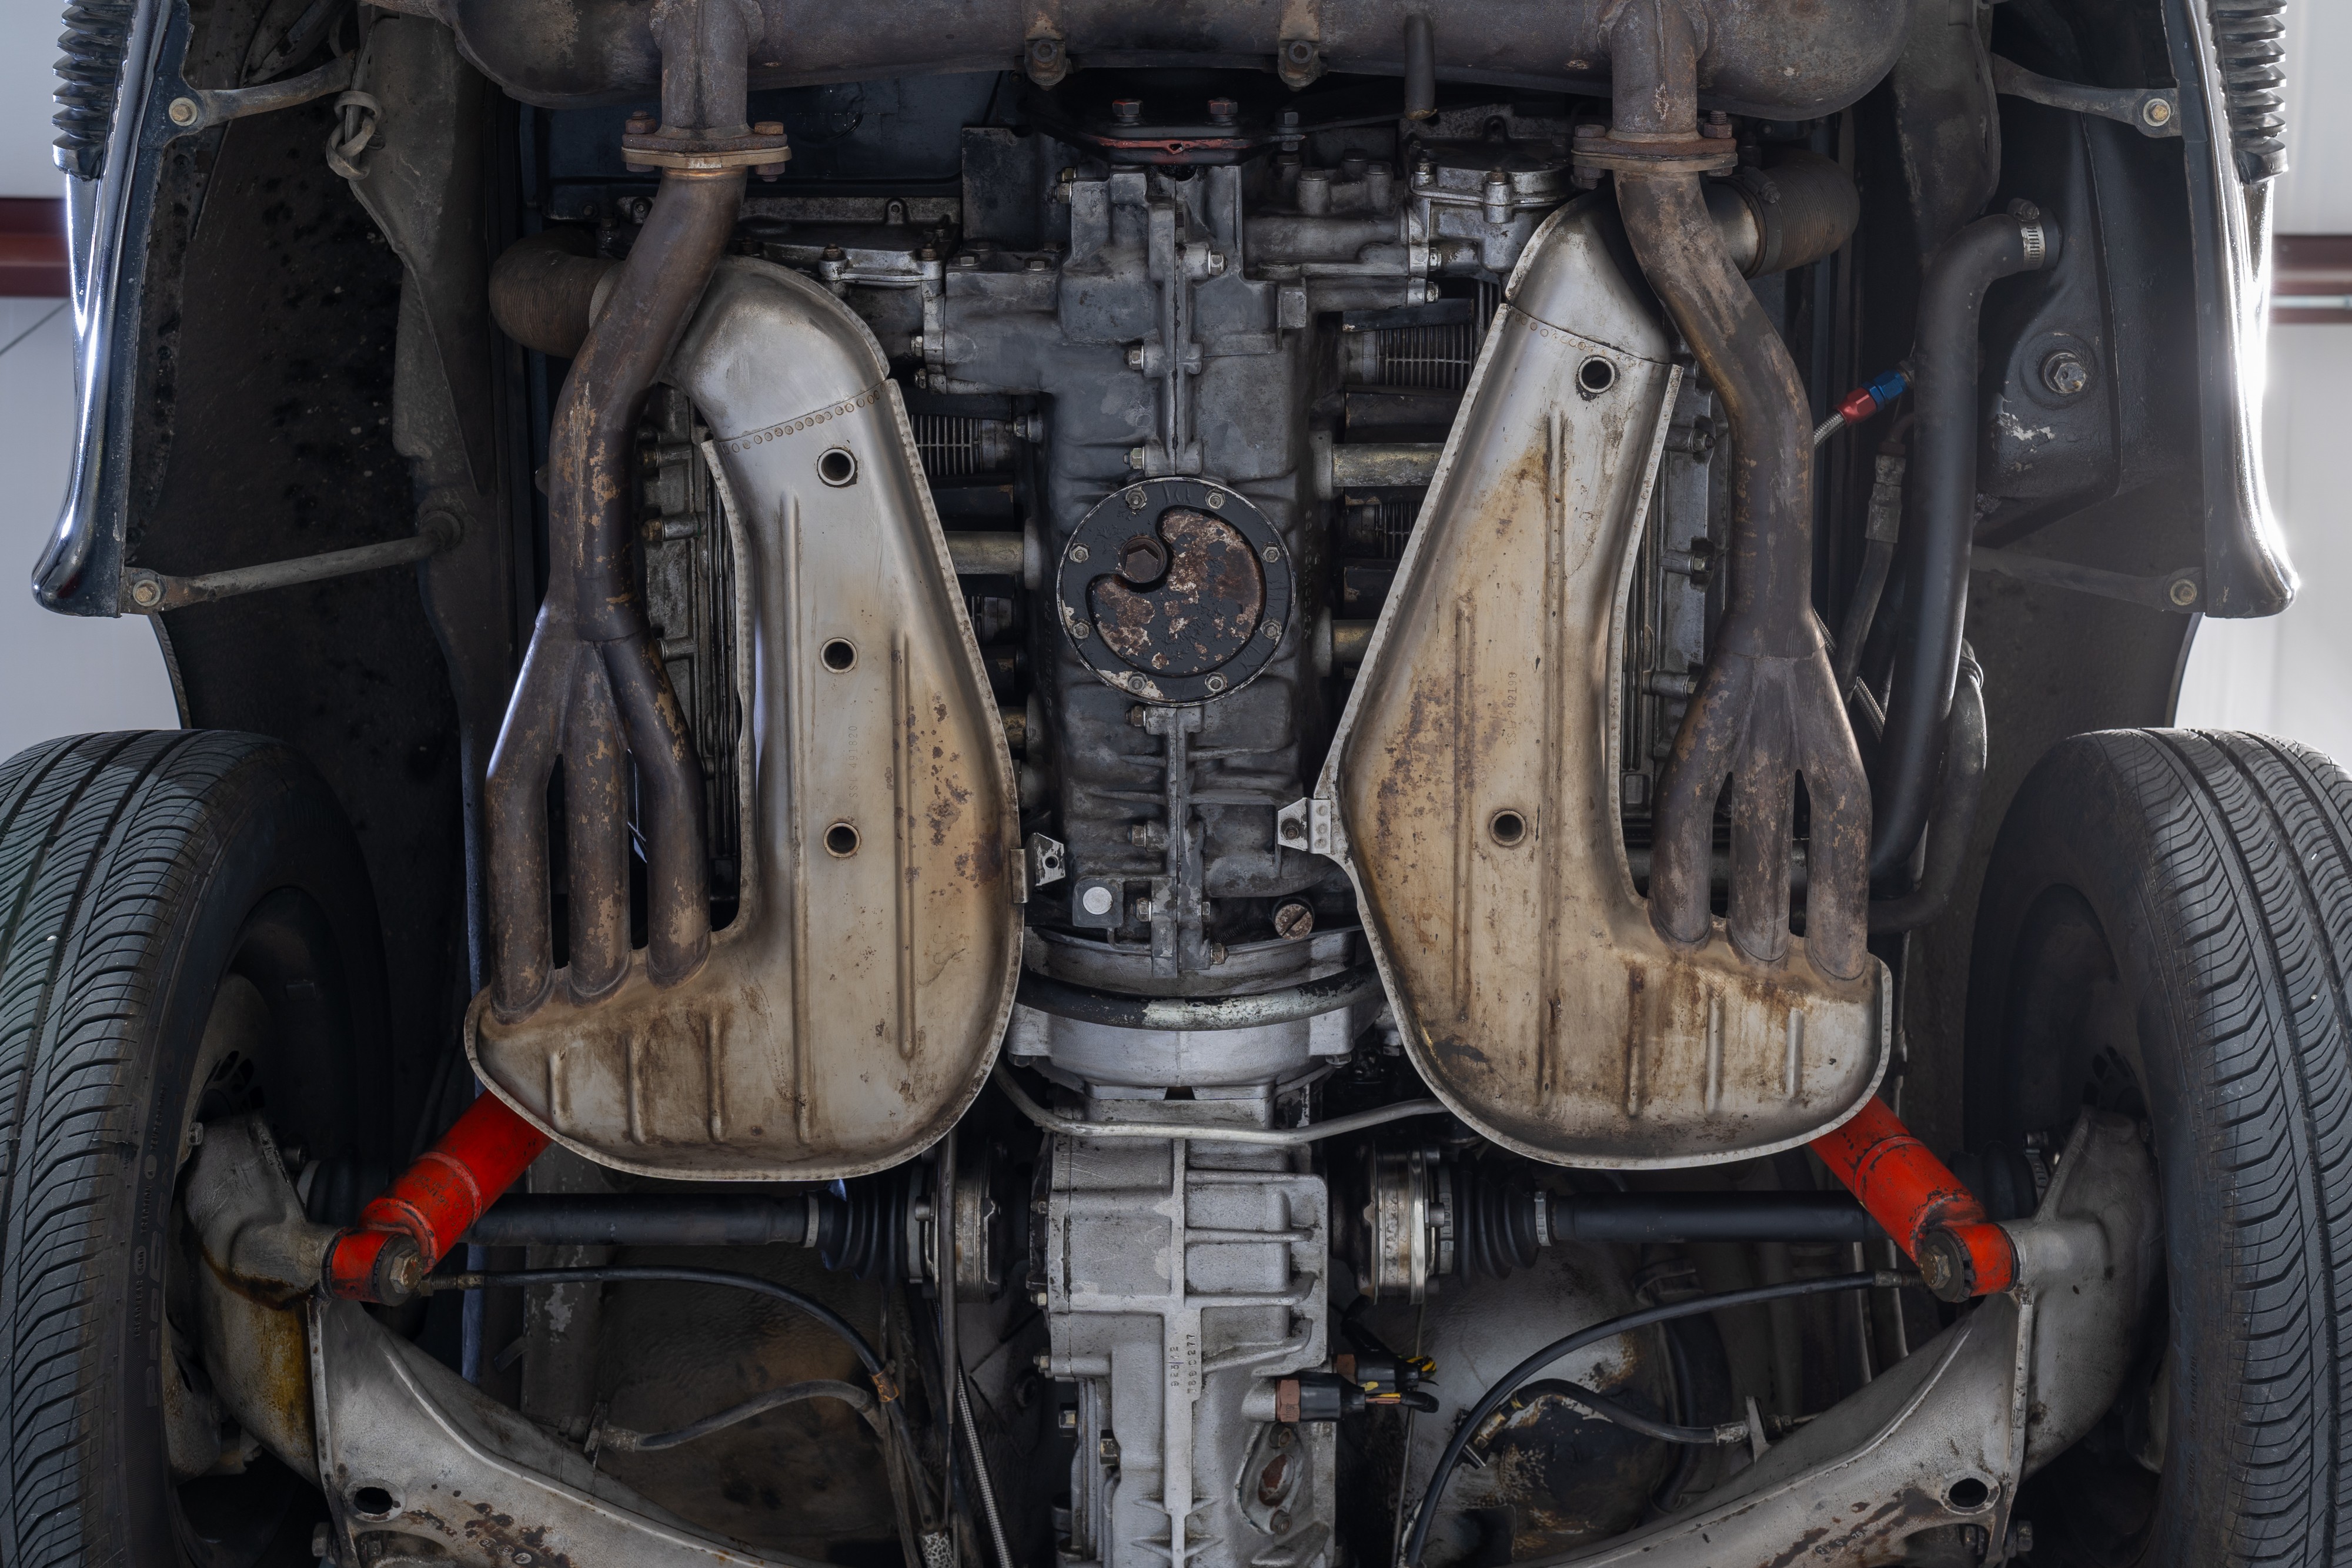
[{"x1": 1057, "y1": 477, "x2": 1292, "y2": 703}]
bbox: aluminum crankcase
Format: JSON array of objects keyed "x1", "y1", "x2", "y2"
[
  {"x1": 1314, "y1": 198, "x2": 1889, "y2": 1168},
  {"x1": 469, "y1": 258, "x2": 1021, "y2": 1179}
]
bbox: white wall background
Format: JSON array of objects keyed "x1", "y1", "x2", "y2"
[
  {"x1": 0, "y1": 9, "x2": 2340, "y2": 761},
  {"x1": 2173, "y1": 1, "x2": 2352, "y2": 754},
  {"x1": 0, "y1": 14, "x2": 178, "y2": 761}
]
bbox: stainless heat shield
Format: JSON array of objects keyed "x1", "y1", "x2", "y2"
[
  {"x1": 469, "y1": 258, "x2": 1021, "y2": 1179},
  {"x1": 1312, "y1": 199, "x2": 1888, "y2": 1168}
]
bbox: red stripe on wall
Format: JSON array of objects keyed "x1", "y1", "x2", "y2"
[{"x1": 0, "y1": 198, "x2": 67, "y2": 299}]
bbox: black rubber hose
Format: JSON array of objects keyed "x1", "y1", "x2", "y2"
[
  {"x1": 1869, "y1": 649, "x2": 1986, "y2": 932},
  {"x1": 427, "y1": 1265, "x2": 884, "y2": 1379},
  {"x1": 1869, "y1": 210, "x2": 2056, "y2": 883},
  {"x1": 1402, "y1": 1271, "x2": 1906, "y2": 1566},
  {"x1": 1015, "y1": 961, "x2": 1384, "y2": 1031}
]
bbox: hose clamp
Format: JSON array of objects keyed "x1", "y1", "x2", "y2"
[{"x1": 2019, "y1": 222, "x2": 2049, "y2": 268}]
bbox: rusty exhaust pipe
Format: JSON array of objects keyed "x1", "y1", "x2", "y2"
[
  {"x1": 485, "y1": 0, "x2": 782, "y2": 1017},
  {"x1": 1585, "y1": 0, "x2": 1871, "y2": 982}
]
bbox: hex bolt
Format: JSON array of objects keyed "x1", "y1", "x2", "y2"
[
  {"x1": 1112, "y1": 99, "x2": 1143, "y2": 125},
  {"x1": 1208, "y1": 98, "x2": 1240, "y2": 126},
  {"x1": 2169, "y1": 576, "x2": 2200, "y2": 607},
  {"x1": 2041, "y1": 350, "x2": 2090, "y2": 397},
  {"x1": 129, "y1": 577, "x2": 163, "y2": 608},
  {"x1": 2142, "y1": 97, "x2": 2172, "y2": 128},
  {"x1": 1273, "y1": 901, "x2": 1315, "y2": 940},
  {"x1": 1701, "y1": 109, "x2": 1735, "y2": 140},
  {"x1": 1119, "y1": 534, "x2": 1170, "y2": 585},
  {"x1": 624, "y1": 111, "x2": 657, "y2": 135},
  {"x1": 168, "y1": 97, "x2": 199, "y2": 127}
]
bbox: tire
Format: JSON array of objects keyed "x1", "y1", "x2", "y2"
[
  {"x1": 0, "y1": 731, "x2": 390, "y2": 1568},
  {"x1": 1967, "y1": 729, "x2": 2352, "y2": 1565}
]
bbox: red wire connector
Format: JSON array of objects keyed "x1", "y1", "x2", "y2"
[
  {"x1": 324, "y1": 1092, "x2": 550, "y2": 1303},
  {"x1": 1810, "y1": 1096, "x2": 2016, "y2": 1302}
]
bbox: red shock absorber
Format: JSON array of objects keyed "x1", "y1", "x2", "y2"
[
  {"x1": 1810, "y1": 1096, "x2": 2016, "y2": 1302},
  {"x1": 325, "y1": 1091, "x2": 550, "y2": 1303}
]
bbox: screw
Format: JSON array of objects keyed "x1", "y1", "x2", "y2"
[
  {"x1": 1274, "y1": 901, "x2": 1315, "y2": 940},
  {"x1": 1071, "y1": 619, "x2": 1092, "y2": 640},
  {"x1": 1112, "y1": 99, "x2": 1143, "y2": 125},
  {"x1": 1028, "y1": 36, "x2": 1063, "y2": 65},
  {"x1": 1272, "y1": 1425, "x2": 1295, "y2": 1449},
  {"x1": 168, "y1": 97, "x2": 199, "y2": 127},
  {"x1": 624, "y1": 111, "x2": 657, "y2": 136},
  {"x1": 2168, "y1": 576, "x2": 2199, "y2": 607},
  {"x1": 1208, "y1": 98, "x2": 1240, "y2": 126},
  {"x1": 129, "y1": 578, "x2": 162, "y2": 608},
  {"x1": 2143, "y1": 97, "x2": 2172, "y2": 128},
  {"x1": 2042, "y1": 350, "x2": 2090, "y2": 397}
]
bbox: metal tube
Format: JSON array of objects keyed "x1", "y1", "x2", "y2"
[
  {"x1": 1016, "y1": 960, "x2": 1385, "y2": 1030},
  {"x1": 121, "y1": 524, "x2": 455, "y2": 613},
  {"x1": 1870, "y1": 212, "x2": 2054, "y2": 882},
  {"x1": 1548, "y1": 1191, "x2": 1884, "y2": 1245},
  {"x1": 947, "y1": 531, "x2": 1026, "y2": 575},
  {"x1": 1614, "y1": 169, "x2": 1870, "y2": 978},
  {"x1": 994, "y1": 1064, "x2": 1448, "y2": 1147},
  {"x1": 463, "y1": 1193, "x2": 824, "y2": 1248}
]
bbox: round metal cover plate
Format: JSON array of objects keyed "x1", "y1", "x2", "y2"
[{"x1": 1057, "y1": 478, "x2": 1292, "y2": 703}]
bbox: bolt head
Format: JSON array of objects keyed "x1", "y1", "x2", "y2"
[
  {"x1": 1269, "y1": 1509, "x2": 1292, "y2": 1533},
  {"x1": 1112, "y1": 98, "x2": 1143, "y2": 125},
  {"x1": 1273, "y1": 901, "x2": 1315, "y2": 940},
  {"x1": 2041, "y1": 351, "x2": 2090, "y2": 397},
  {"x1": 2143, "y1": 97, "x2": 2172, "y2": 126},
  {"x1": 2169, "y1": 576, "x2": 2199, "y2": 607},
  {"x1": 130, "y1": 579, "x2": 162, "y2": 607},
  {"x1": 168, "y1": 97, "x2": 199, "y2": 127},
  {"x1": 1118, "y1": 534, "x2": 1168, "y2": 585},
  {"x1": 624, "y1": 112, "x2": 657, "y2": 135},
  {"x1": 1070, "y1": 543, "x2": 1090, "y2": 564}
]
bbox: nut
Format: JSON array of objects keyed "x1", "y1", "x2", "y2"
[
  {"x1": 624, "y1": 111, "x2": 657, "y2": 135},
  {"x1": 1112, "y1": 99, "x2": 1143, "y2": 125},
  {"x1": 2041, "y1": 350, "x2": 2090, "y2": 398}
]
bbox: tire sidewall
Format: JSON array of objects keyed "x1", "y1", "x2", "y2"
[
  {"x1": 1966, "y1": 733, "x2": 2258, "y2": 1560},
  {"x1": 69, "y1": 745, "x2": 385, "y2": 1565}
]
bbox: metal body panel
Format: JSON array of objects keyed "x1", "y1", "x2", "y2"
[
  {"x1": 1317, "y1": 202, "x2": 1888, "y2": 1169},
  {"x1": 309, "y1": 1295, "x2": 820, "y2": 1567},
  {"x1": 470, "y1": 259, "x2": 1020, "y2": 1180}
]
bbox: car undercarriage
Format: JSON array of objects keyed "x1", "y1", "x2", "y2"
[{"x1": 2, "y1": 1, "x2": 2336, "y2": 1565}]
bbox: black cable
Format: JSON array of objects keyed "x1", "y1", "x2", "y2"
[
  {"x1": 1524, "y1": 1381, "x2": 1734, "y2": 1446},
  {"x1": 600, "y1": 1379, "x2": 879, "y2": 1453},
  {"x1": 1402, "y1": 1271, "x2": 1907, "y2": 1566},
  {"x1": 429, "y1": 1266, "x2": 884, "y2": 1380}
]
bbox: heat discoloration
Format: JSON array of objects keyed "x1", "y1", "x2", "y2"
[{"x1": 1326, "y1": 203, "x2": 1886, "y2": 1169}]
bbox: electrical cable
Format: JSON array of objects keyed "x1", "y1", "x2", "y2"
[
  {"x1": 596, "y1": 1379, "x2": 880, "y2": 1453},
  {"x1": 1402, "y1": 1270, "x2": 1912, "y2": 1566},
  {"x1": 957, "y1": 1372, "x2": 1016, "y2": 1568}
]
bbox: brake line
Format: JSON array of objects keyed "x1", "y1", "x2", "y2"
[{"x1": 1401, "y1": 1269, "x2": 1915, "y2": 1567}]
